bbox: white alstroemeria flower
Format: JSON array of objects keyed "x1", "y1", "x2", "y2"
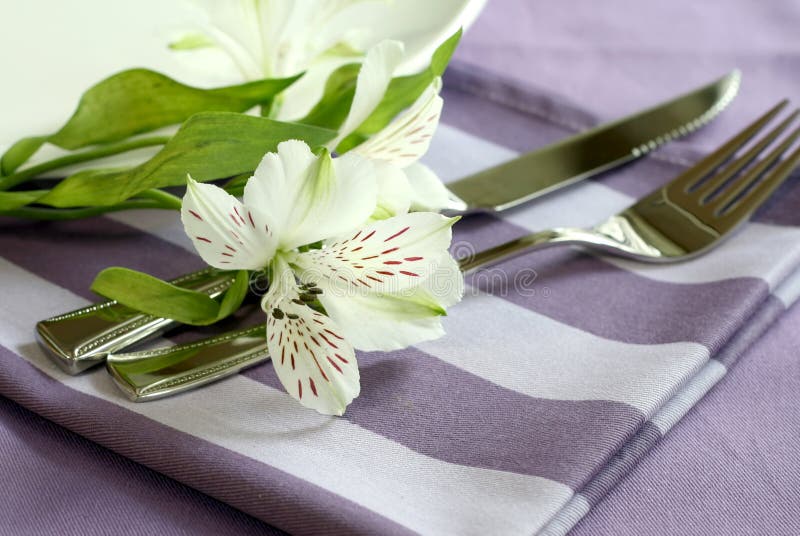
[
  {"x1": 181, "y1": 140, "x2": 463, "y2": 415},
  {"x1": 173, "y1": 1, "x2": 488, "y2": 121},
  {"x1": 331, "y1": 40, "x2": 464, "y2": 215},
  {"x1": 175, "y1": 0, "x2": 385, "y2": 120}
]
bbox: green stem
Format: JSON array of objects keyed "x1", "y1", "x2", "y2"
[
  {"x1": 0, "y1": 136, "x2": 170, "y2": 191},
  {"x1": 137, "y1": 188, "x2": 183, "y2": 210},
  {"x1": 0, "y1": 199, "x2": 169, "y2": 220}
]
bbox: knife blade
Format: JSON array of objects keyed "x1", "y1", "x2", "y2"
[
  {"x1": 37, "y1": 70, "x2": 741, "y2": 375},
  {"x1": 446, "y1": 70, "x2": 741, "y2": 212}
]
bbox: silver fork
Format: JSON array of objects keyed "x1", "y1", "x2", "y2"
[{"x1": 107, "y1": 101, "x2": 800, "y2": 401}]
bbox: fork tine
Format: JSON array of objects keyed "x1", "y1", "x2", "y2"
[
  {"x1": 696, "y1": 110, "x2": 800, "y2": 202},
  {"x1": 709, "y1": 123, "x2": 800, "y2": 214},
  {"x1": 670, "y1": 100, "x2": 788, "y2": 193}
]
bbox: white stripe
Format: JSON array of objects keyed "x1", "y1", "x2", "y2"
[
  {"x1": 425, "y1": 125, "x2": 800, "y2": 290},
  {"x1": 0, "y1": 257, "x2": 571, "y2": 536},
  {"x1": 111, "y1": 208, "x2": 709, "y2": 415},
  {"x1": 649, "y1": 359, "x2": 727, "y2": 434},
  {"x1": 773, "y1": 265, "x2": 800, "y2": 307},
  {"x1": 418, "y1": 290, "x2": 709, "y2": 416},
  {"x1": 537, "y1": 494, "x2": 591, "y2": 536},
  {"x1": 113, "y1": 123, "x2": 800, "y2": 292}
]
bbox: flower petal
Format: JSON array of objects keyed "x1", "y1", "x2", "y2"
[
  {"x1": 181, "y1": 178, "x2": 276, "y2": 270},
  {"x1": 372, "y1": 161, "x2": 412, "y2": 220},
  {"x1": 264, "y1": 263, "x2": 360, "y2": 416},
  {"x1": 315, "y1": 253, "x2": 463, "y2": 351},
  {"x1": 353, "y1": 79, "x2": 443, "y2": 167},
  {"x1": 293, "y1": 212, "x2": 458, "y2": 295},
  {"x1": 244, "y1": 140, "x2": 377, "y2": 250},
  {"x1": 404, "y1": 162, "x2": 468, "y2": 212},
  {"x1": 329, "y1": 39, "x2": 405, "y2": 149}
]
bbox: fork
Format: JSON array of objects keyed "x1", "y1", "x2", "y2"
[{"x1": 107, "y1": 100, "x2": 800, "y2": 401}]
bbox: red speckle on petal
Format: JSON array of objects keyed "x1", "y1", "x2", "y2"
[
  {"x1": 291, "y1": 354, "x2": 295, "y2": 370},
  {"x1": 366, "y1": 275, "x2": 382, "y2": 283},
  {"x1": 196, "y1": 236, "x2": 212, "y2": 243},
  {"x1": 281, "y1": 346, "x2": 285, "y2": 365},
  {"x1": 400, "y1": 270, "x2": 419, "y2": 277},
  {"x1": 384, "y1": 227, "x2": 410, "y2": 242},
  {"x1": 351, "y1": 246, "x2": 363, "y2": 252},
  {"x1": 320, "y1": 333, "x2": 338, "y2": 349},
  {"x1": 376, "y1": 270, "x2": 394, "y2": 276},
  {"x1": 383, "y1": 260, "x2": 402, "y2": 265},
  {"x1": 188, "y1": 210, "x2": 203, "y2": 221},
  {"x1": 361, "y1": 255, "x2": 379, "y2": 260},
  {"x1": 381, "y1": 247, "x2": 399, "y2": 255},
  {"x1": 324, "y1": 329, "x2": 344, "y2": 340},
  {"x1": 327, "y1": 355, "x2": 343, "y2": 374},
  {"x1": 361, "y1": 230, "x2": 376, "y2": 242},
  {"x1": 352, "y1": 230, "x2": 362, "y2": 241},
  {"x1": 225, "y1": 245, "x2": 237, "y2": 252},
  {"x1": 404, "y1": 256, "x2": 423, "y2": 261},
  {"x1": 248, "y1": 211, "x2": 255, "y2": 228},
  {"x1": 309, "y1": 377, "x2": 318, "y2": 397},
  {"x1": 335, "y1": 353, "x2": 349, "y2": 364},
  {"x1": 222, "y1": 252, "x2": 234, "y2": 257},
  {"x1": 230, "y1": 213, "x2": 241, "y2": 227},
  {"x1": 298, "y1": 379, "x2": 303, "y2": 399}
]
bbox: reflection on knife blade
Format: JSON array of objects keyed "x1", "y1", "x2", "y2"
[{"x1": 445, "y1": 70, "x2": 740, "y2": 212}]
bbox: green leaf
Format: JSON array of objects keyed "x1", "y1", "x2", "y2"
[
  {"x1": 216, "y1": 269, "x2": 251, "y2": 320},
  {"x1": 0, "y1": 136, "x2": 49, "y2": 176},
  {"x1": 91, "y1": 267, "x2": 250, "y2": 326},
  {"x1": 337, "y1": 29, "x2": 462, "y2": 152},
  {"x1": 300, "y1": 63, "x2": 361, "y2": 130},
  {"x1": 40, "y1": 112, "x2": 336, "y2": 207},
  {"x1": 1, "y1": 69, "x2": 302, "y2": 174},
  {"x1": 0, "y1": 190, "x2": 48, "y2": 210},
  {"x1": 49, "y1": 69, "x2": 303, "y2": 149}
]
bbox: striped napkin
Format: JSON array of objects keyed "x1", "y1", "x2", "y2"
[{"x1": 2, "y1": 68, "x2": 800, "y2": 536}]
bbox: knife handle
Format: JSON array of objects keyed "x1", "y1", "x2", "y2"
[
  {"x1": 106, "y1": 325, "x2": 268, "y2": 401},
  {"x1": 36, "y1": 269, "x2": 236, "y2": 375}
]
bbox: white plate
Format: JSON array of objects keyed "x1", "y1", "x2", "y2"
[{"x1": 0, "y1": 0, "x2": 486, "y2": 170}]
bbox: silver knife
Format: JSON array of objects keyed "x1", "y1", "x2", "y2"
[{"x1": 37, "y1": 70, "x2": 741, "y2": 375}]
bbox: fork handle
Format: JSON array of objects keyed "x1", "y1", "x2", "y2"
[
  {"x1": 36, "y1": 269, "x2": 235, "y2": 374},
  {"x1": 107, "y1": 325, "x2": 268, "y2": 401},
  {"x1": 107, "y1": 227, "x2": 608, "y2": 401},
  {"x1": 458, "y1": 227, "x2": 605, "y2": 273}
]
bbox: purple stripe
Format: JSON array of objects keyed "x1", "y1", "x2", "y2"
[
  {"x1": 0, "y1": 395, "x2": 282, "y2": 536},
  {"x1": 572, "y1": 298, "x2": 800, "y2": 536},
  {"x1": 0, "y1": 215, "x2": 204, "y2": 301},
  {"x1": 0, "y1": 345, "x2": 413, "y2": 536},
  {"x1": 454, "y1": 213, "x2": 771, "y2": 350},
  {"x1": 0, "y1": 215, "x2": 263, "y2": 343},
  {"x1": 714, "y1": 294, "x2": 785, "y2": 367},
  {"x1": 244, "y1": 346, "x2": 645, "y2": 489},
  {"x1": 578, "y1": 422, "x2": 662, "y2": 506}
]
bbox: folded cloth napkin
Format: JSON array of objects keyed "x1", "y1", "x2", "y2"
[{"x1": 2, "y1": 55, "x2": 800, "y2": 535}]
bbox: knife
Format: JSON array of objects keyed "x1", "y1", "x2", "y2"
[{"x1": 36, "y1": 70, "x2": 741, "y2": 375}]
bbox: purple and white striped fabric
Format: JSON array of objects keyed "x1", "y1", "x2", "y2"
[
  {"x1": 2, "y1": 87, "x2": 800, "y2": 535},
  {"x1": 3, "y1": 1, "x2": 800, "y2": 534}
]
